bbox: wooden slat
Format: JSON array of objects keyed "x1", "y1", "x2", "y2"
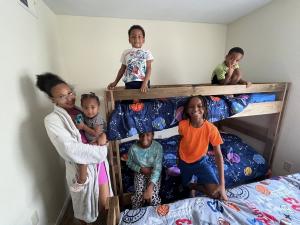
[
  {"x1": 107, "y1": 144, "x2": 117, "y2": 195},
  {"x1": 220, "y1": 119, "x2": 271, "y2": 143},
  {"x1": 264, "y1": 83, "x2": 290, "y2": 165},
  {"x1": 106, "y1": 196, "x2": 120, "y2": 225},
  {"x1": 231, "y1": 101, "x2": 282, "y2": 118},
  {"x1": 112, "y1": 141, "x2": 123, "y2": 195},
  {"x1": 107, "y1": 83, "x2": 287, "y2": 100}
]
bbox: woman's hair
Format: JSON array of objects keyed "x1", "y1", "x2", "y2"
[
  {"x1": 36, "y1": 72, "x2": 66, "y2": 97},
  {"x1": 183, "y1": 95, "x2": 208, "y2": 120},
  {"x1": 81, "y1": 92, "x2": 100, "y2": 106}
]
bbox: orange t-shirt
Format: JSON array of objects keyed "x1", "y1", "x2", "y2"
[{"x1": 178, "y1": 120, "x2": 223, "y2": 163}]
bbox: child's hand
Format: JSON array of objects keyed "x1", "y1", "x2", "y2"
[
  {"x1": 140, "y1": 83, "x2": 149, "y2": 93},
  {"x1": 143, "y1": 183, "x2": 154, "y2": 202},
  {"x1": 107, "y1": 81, "x2": 117, "y2": 90},
  {"x1": 246, "y1": 81, "x2": 252, "y2": 88},
  {"x1": 212, "y1": 185, "x2": 228, "y2": 201},
  {"x1": 227, "y1": 65, "x2": 235, "y2": 77},
  {"x1": 97, "y1": 133, "x2": 107, "y2": 146},
  {"x1": 140, "y1": 167, "x2": 152, "y2": 176},
  {"x1": 75, "y1": 121, "x2": 85, "y2": 130}
]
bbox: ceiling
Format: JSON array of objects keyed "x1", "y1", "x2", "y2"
[{"x1": 43, "y1": 0, "x2": 272, "y2": 24}]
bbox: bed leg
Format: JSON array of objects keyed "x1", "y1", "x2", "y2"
[{"x1": 107, "y1": 196, "x2": 120, "y2": 225}]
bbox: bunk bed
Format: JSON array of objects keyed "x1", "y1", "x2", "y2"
[{"x1": 104, "y1": 82, "x2": 290, "y2": 225}]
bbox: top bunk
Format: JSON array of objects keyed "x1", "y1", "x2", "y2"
[{"x1": 105, "y1": 82, "x2": 290, "y2": 118}]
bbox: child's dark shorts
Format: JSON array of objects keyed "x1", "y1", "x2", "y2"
[
  {"x1": 211, "y1": 75, "x2": 222, "y2": 84},
  {"x1": 125, "y1": 81, "x2": 150, "y2": 89},
  {"x1": 178, "y1": 155, "x2": 219, "y2": 187}
]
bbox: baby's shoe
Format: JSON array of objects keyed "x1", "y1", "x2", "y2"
[{"x1": 69, "y1": 176, "x2": 89, "y2": 192}]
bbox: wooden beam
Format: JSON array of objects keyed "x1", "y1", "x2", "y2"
[
  {"x1": 106, "y1": 196, "x2": 120, "y2": 225},
  {"x1": 231, "y1": 101, "x2": 283, "y2": 118},
  {"x1": 107, "y1": 83, "x2": 287, "y2": 100},
  {"x1": 264, "y1": 83, "x2": 290, "y2": 166},
  {"x1": 220, "y1": 119, "x2": 271, "y2": 143}
]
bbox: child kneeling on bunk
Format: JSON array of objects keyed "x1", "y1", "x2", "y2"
[
  {"x1": 127, "y1": 131, "x2": 163, "y2": 208},
  {"x1": 178, "y1": 96, "x2": 228, "y2": 200},
  {"x1": 211, "y1": 47, "x2": 251, "y2": 87}
]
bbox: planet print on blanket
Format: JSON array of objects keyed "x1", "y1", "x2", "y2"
[
  {"x1": 244, "y1": 167, "x2": 252, "y2": 176},
  {"x1": 156, "y1": 204, "x2": 169, "y2": 216},
  {"x1": 152, "y1": 117, "x2": 166, "y2": 130},
  {"x1": 218, "y1": 217, "x2": 231, "y2": 225},
  {"x1": 129, "y1": 102, "x2": 144, "y2": 112},
  {"x1": 255, "y1": 185, "x2": 271, "y2": 195},
  {"x1": 127, "y1": 127, "x2": 138, "y2": 136},
  {"x1": 175, "y1": 218, "x2": 192, "y2": 225},
  {"x1": 122, "y1": 208, "x2": 147, "y2": 224},
  {"x1": 253, "y1": 154, "x2": 265, "y2": 164},
  {"x1": 227, "y1": 152, "x2": 240, "y2": 163},
  {"x1": 227, "y1": 186, "x2": 250, "y2": 200}
]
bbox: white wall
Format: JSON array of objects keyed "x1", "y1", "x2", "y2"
[
  {"x1": 57, "y1": 16, "x2": 227, "y2": 99},
  {"x1": 226, "y1": 0, "x2": 300, "y2": 175},
  {"x1": 0, "y1": 1, "x2": 67, "y2": 224}
]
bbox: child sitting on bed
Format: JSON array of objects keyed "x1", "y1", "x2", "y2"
[
  {"x1": 107, "y1": 25, "x2": 154, "y2": 93},
  {"x1": 127, "y1": 131, "x2": 163, "y2": 208},
  {"x1": 70, "y1": 92, "x2": 107, "y2": 192},
  {"x1": 211, "y1": 47, "x2": 251, "y2": 87},
  {"x1": 178, "y1": 96, "x2": 228, "y2": 200}
]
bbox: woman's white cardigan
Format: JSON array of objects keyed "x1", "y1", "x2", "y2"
[{"x1": 44, "y1": 105, "x2": 113, "y2": 223}]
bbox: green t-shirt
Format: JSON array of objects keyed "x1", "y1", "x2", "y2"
[{"x1": 212, "y1": 62, "x2": 239, "y2": 80}]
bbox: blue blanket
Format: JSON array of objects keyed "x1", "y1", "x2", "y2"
[
  {"x1": 108, "y1": 95, "x2": 253, "y2": 140},
  {"x1": 120, "y1": 133, "x2": 269, "y2": 202},
  {"x1": 118, "y1": 173, "x2": 300, "y2": 225}
]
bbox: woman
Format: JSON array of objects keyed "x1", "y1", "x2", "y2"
[{"x1": 36, "y1": 73, "x2": 113, "y2": 224}]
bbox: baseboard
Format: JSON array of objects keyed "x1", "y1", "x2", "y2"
[{"x1": 55, "y1": 194, "x2": 71, "y2": 225}]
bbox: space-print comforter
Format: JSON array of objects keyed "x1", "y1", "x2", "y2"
[
  {"x1": 118, "y1": 173, "x2": 300, "y2": 225},
  {"x1": 107, "y1": 94, "x2": 275, "y2": 140},
  {"x1": 120, "y1": 133, "x2": 269, "y2": 202}
]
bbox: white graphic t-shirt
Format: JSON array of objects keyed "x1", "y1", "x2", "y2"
[{"x1": 120, "y1": 48, "x2": 154, "y2": 83}]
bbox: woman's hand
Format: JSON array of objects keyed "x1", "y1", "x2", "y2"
[
  {"x1": 140, "y1": 167, "x2": 152, "y2": 176},
  {"x1": 75, "y1": 121, "x2": 85, "y2": 130},
  {"x1": 143, "y1": 183, "x2": 154, "y2": 202}
]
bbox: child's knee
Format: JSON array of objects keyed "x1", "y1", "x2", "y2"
[{"x1": 232, "y1": 71, "x2": 241, "y2": 81}]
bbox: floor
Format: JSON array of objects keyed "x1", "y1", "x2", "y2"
[{"x1": 59, "y1": 201, "x2": 107, "y2": 225}]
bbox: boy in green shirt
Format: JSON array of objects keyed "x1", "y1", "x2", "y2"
[{"x1": 212, "y1": 47, "x2": 251, "y2": 87}]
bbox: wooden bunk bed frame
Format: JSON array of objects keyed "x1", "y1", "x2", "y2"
[{"x1": 104, "y1": 82, "x2": 289, "y2": 225}]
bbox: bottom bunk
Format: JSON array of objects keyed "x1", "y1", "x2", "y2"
[
  {"x1": 119, "y1": 132, "x2": 270, "y2": 203},
  {"x1": 109, "y1": 173, "x2": 300, "y2": 225}
]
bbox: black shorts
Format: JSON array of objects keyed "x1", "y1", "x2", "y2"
[{"x1": 125, "y1": 81, "x2": 150, "y2": 89}]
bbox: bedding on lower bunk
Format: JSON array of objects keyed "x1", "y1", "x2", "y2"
[
  {"x1": 120, "y1": 133, "x2": 269, "y2": 202},
  {"x1": 118, "y1": 173, "x2": 300, "y2": 225},
  {"x1": 107, "y1": 93, "x2": 276, "y2": 140}
]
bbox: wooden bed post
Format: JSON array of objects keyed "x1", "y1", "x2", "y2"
[
  {"x1": 264, "y1": 82, "x2": 290, "y2": 166},
  {"x1": 105, "y1": 91, "x2": 117, "y2": 195}
]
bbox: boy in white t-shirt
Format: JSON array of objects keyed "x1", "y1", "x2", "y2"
[{"x1": 108, "y1": 25, "x2": 154, "y2": 93}]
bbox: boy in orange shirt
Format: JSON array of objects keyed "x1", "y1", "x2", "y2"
[{"x1": 178, "y1": 96, "x2": 227, "y2": 200}]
